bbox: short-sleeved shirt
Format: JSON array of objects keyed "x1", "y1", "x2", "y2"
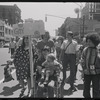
[
  {"x1": 9, "y1": 41, "x2": 16, "y2": 49},
  {"x1": 36, "y1": 39, "x2": 54, "y2": 52},
  {"x1": 61, "y1": 39, "x2": 78, "y2": 54}
]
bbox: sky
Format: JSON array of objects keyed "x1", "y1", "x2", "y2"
[{"x1": 1, "y1": 2, "x2": 85, "y2": 37}]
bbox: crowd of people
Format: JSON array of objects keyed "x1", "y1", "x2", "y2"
[{"x1": 7, "y1": 30, "x2": 100, "y2": 98}]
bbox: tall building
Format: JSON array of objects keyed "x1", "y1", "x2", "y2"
[
  {"x1": 0, "y1": 4, "x2": 22, "y2": 26},
  {"x1": 82, "y1": 2, "x2": 100, "y2": 21}
]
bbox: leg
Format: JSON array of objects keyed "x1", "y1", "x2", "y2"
[
  {"x1": 27, "y1": 77, "x2": 31, "y2": 95},
  {"x1": 61, "y1": 54, "x2": 69, "y2": 87},
  {"x1": 83, "y1": 74, "x2": 92, "y2": 98},
  {"x1": 18, "y1": 79, "x2": 26, "y2": 97},
  {"x1": 48, "y1": 80, "x2": 55, "y2": 98},
  {"x1": 69, "y1": 54, "x2": 76, "y2": 89},
  {"x1": 92, "y1": 74, "x2": 100, "y2": 98},
  {"x1": 19, "y1": 80, "x2": 25, "y2": 88}
]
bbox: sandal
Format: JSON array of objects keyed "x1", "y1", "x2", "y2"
[
  {"x1": 26, "y1": 91, "x2": 30, "y2": 97},
  {"x1": 22, "y1": 91, "x2": 31, "y2": 98},
  {"x1": 19, "y1": 87, "x2": 26, "y2": 98}
]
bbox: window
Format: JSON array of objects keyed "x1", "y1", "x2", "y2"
[
  {"x1": 96, "y1": 4, "x2": 100, "y2": 9},
  {"x1": 2, "y1": 32, "x2": 4, "y2": 37},
  {"x1": 5, "y1": 28, "x2": 7, "y2": 34},
  {"x1": 0, "y1": 26, "x2": 2, "y2": 30}
]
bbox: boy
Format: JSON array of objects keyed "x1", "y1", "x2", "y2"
[{"x1": 81, "y1": 33, "x2": 100, "y2": 98}]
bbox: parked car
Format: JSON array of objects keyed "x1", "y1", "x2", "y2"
[{"x1": 3, "y1": 43, "x2": 9, "y2": 48}]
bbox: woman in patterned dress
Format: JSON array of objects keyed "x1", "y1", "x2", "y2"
[{"x1": 14, "y1": 36, "x2": 33, "y2": 97}]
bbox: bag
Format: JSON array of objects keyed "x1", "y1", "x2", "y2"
[{"x1": 60, "y1": 41, "x2": 72, "y2": 61}]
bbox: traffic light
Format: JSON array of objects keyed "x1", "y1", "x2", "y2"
[{"x1": 45, "y1": 16, "x2": 47, "y2": 22}]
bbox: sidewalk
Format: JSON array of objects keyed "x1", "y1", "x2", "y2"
[{"x1": 0, "y1": 65, "x2": 85, "y2": 98}]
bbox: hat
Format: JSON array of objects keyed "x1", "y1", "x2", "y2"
[{"x1": 67, "y1": 31, "x2": 73, "y2": 36}]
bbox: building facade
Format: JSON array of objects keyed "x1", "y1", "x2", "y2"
[
  {"x1": 82, "y1": 2, "x2": 100, "y2": 21},
  {"x1": 0, "y1": 20, "x2": 14, "y2": 43},
  {"x1": 0, "y1": 4, "x2": 21, "y2": 26}
]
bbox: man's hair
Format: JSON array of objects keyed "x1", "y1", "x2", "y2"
[
  {"x1": 42, "y1": 46, "x2": 50, "y2": 52},
  {"x1": 86, "y1": 33, "x2": 100, "y2": 46}
]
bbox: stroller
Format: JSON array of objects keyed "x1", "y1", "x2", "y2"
[
  {"x1": 1, "y1": 60, "x2": 15, "y2": 83},
  {"x1": 36, "y1": 70, "x2": 62, "y2": 98}
]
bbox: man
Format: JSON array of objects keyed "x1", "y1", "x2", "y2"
[
  {"x1": 59, "y1": 31, "x2": 78, "y2": 95},
  {"x1": 9, "y1": 38, "x2": 16, "y2": 57},
  {"x1": 36, "y1": 31, "x2": 54, "y2": 58}
]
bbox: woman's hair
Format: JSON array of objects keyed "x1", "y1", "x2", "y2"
[
  {"x1": 21, "y1": 36, "x2": 28, "y2": 50},
  {"x1": 42, "y1": 46, "x2": 50, "y2": 52},
  {"x1": 47, "y1": 53, "x2": 56, "y2": 61},
  {"x1": 57, "y1": 36, "x2": 64, "y2": 44},
  {"x1": 86, "y1": 33, "x2": 100, "y2": 46}
]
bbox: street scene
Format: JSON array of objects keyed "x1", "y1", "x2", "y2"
[{"x1": 0, "y1": 2, "x2": 100, "y2": 98}]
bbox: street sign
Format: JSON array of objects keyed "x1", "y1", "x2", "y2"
[{"x1": 13, "y1": 20, "x2": 45, "y2": 37}]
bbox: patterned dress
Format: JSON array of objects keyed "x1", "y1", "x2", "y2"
[{"x1": 14, "y1": 46, "x2": 30, "y2": 80}]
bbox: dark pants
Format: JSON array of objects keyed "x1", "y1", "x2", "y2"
[
  {"x1": 11, "y1": 48, "x2": 15, "y2": 55},
  {"x1": 62, "y1": 54, "x2": 76, "y2": 88},
  {"x1": 37, "y1": 81, "x2": 54, "y2": 98},
  {"x1": 83, "y1": 74, "x2": 100, "y2": 98}
]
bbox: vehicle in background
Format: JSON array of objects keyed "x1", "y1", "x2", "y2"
[{"x1": 3, "y1": 42, "x2": 9, "y2": 48}]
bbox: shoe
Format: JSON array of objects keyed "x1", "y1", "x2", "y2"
[
  {"x1": 70, "y1": 86, "x2": 77, "y2": 92},
  {"x1": 19, "y1": 87, "x2": 26, "y2": 98},
  {"x1": 67, "y1": 88, "x2": 73, "y2": 95}
]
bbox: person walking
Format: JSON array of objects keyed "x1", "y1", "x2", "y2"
[
  {"x1": 13, "y1": 36, "x2": 35, "y2": 97},
  {"x1": 81, "y1": 33, "x2": 100, "y2": 98},
  {"x1": 9, "y1": 38, "x2": 16, "y2": 58},
  {"x1": 59, "y1": 31, "x2": 78, "y2": 95}
]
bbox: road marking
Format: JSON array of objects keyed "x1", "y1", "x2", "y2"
[{"x1": 0, "y1": 69, "x2": 16, "y2": 84}]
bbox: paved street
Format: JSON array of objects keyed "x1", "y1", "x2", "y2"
[
  {"x1": 0, "y1": 48, "x2": 11, "y2": 81},
  {"x1": 0, "y1": 47, "x2": 87, "y2": 98}
]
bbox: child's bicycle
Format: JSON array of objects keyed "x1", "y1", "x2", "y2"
[{"x1": 1, "y1": 60, "x2": 15, "y2": 83}]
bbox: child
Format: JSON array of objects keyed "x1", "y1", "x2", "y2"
[
  {"x1": 41, "y1": 53, "x2": 62, "y2": 83},
  {"x1": 81, "y1": 33, "x2": 100, "y2": 98}
]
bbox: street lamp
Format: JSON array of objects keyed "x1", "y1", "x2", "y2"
[
  {"x1": 45, "y1": 14, "x2": 66, "y2": 22},
  {"x1": 74, "y1": 3, "x2": 83, "y2": 18},
  {"x1": 74, "y1": 3, "x2": 85, "y2": 38}
]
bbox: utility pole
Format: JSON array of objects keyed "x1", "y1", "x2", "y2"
[{"x1": 82, "y1": 15, "x2": 85, "y2": 38}]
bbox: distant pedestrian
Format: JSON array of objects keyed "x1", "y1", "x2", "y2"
[
  {"x1": 9, "y1": 38, "x2": 16, "y2": 58},
  {"x1": 81, "y1": 33, "x2": 100, "y2": 98},
  {"x1": 59, "y1": 31, "x2": 78, "y2": 95}
]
